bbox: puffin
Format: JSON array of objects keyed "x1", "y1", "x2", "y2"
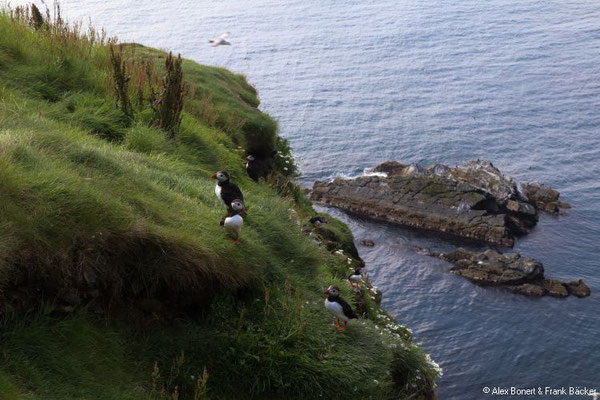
[
  {"x1": 348, "y1": 268, "x2": 363, "y2": 288},
  {"x1": 323, "y1": 285, "x2": 357, "y2": 331},
  {"x1": 309, "y1": 216, "x2": 326, "y2": 230},
  {"x1": 222, "y1": 199, "x2": 244, "y2": 243},
  {"x1": 211, "y1": 171, "x2": 244, "y2": 213},
  {"x1": 245, "y1": 155, "x2": 260, "y2": 183}
]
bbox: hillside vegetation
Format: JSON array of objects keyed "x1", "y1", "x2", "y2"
[{"x1": 0, "y1": 7, "x2": 439, "y2": 399}]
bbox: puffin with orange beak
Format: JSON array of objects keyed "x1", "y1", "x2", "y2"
[
  {"x1": 323, "y1": 285, "x2": 357, "y2": 331},
  {"x1": 211, "y1": 171, "x2": 245, "y2": 214}
]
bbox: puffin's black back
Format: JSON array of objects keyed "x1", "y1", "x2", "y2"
[
  {"x1": 220, "y1": 181, "x2": 244, "y2": 211},
  {"x1": 331, "y1": 296, "x2": 357, "y2": 319},
  {"x1": 246, "y1": 160, "x2": 260, "y2": 182}
]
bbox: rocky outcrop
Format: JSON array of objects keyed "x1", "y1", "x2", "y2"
[
  {"x1": 430, "y1": 247, "x2": 589, "y2": 298},
  {"x1": 565, "y1": 279, "x2": 591, "y2": 298},
  {"x1": 520, "y1": 182, "x2": 571, "y2": 215},
  {"x1": 311, "y1": 160, "x2": 569, "y2": 247}
]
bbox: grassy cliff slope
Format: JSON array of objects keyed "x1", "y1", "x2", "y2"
[{"x1": 0, "y1": 9, "x2": 439, "y2": 400}]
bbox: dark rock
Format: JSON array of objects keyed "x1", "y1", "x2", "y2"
[
  {"x1": 520, "y1": 182, "x2": 570, "y2": 215},
  {"x1": 506, "y1": 200, "x2": 536, "y2": 216},
  {"x1": 311, "y1": 160, "x2": 565, "y2": 247},
  {"x1": 540, "y1": 279, "x2": 569, "y2": 298},
  {"x1": 447, "y1": 160, "x2": 518, "y2": 206},
  {"x1": 372, "y1": 161, "x2": 406, "y2": 176},
  {"x1": 542, "y1": 202, "x2": 558, "y2": 214},
  {"x1": 506, "y1": 214, "x2": 537, "y2": 236},
  {"x1": 558, "y1": 201, "x2": 572, "y2": 209},
  {"x1": 433, "y1": 247, "x2": 587, "y2": 299},
  {"x1": 443, "y1": 248, "x2": 543, "y2": 286},
  {"x1": 565, "y1": 279, "x2": 591, "y2": 298},
  {"x1": 507, "y1": 283, "x2": 546, "y2": 297},
  {"x1": 432, "y1": 163, "x2": 451, "y2": 175},
  {"x1": 405, "y1": 163, "x2": 425, "y2": 175},
  {"x1": 361, "y1": 239, "x2": 375, "y2": 247}
]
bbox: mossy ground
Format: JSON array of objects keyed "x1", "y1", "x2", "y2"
[{"x1": 0, "y1": 9, "x2": 438, "y2": 399}]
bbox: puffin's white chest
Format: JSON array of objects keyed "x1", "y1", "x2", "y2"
[
  {"x1": 349, "y1": 274, "x2": 362, "y2": 283},
  {"x1": 214, "y1": 184, "x2": 223, "y2": 203},
  {"x1": 324, "y1": 298, "x2": 348, "y2": 322},
  {"x1": 224, "y1": 214, "x2": 243, "y2": 233}
]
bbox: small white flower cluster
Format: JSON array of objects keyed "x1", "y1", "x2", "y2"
[
  {"x1": 371, "y1": 311, "x2": 407, "y2": 342},
  {"x1": 424, "y1": 353, "x2": 443, "y2": 377},
  {"x1": 374, "y1": 323, "x2": 406, "y2": 343},
  {"x1": 371, "y1": 308, "x2": 415, "y2": 345},
  {"x1": 276, "y1": 151, "x2": 295, "y2": 172}
]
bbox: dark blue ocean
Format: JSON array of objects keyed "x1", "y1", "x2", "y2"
[{"x1": 21, "y1": 1, "x2": 600, "y2": 398}]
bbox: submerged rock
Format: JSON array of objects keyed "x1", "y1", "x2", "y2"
[
  {"x1": 433, "y1": 248, "x2": 589, "y2": 299},
  {"x1": 361, "y1": 239, "x2": 375, "y2": 247},
  {"x1": 312, "y1": 159, "x2": 569, "y2": 247}
]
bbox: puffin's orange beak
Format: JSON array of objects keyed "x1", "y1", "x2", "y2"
[
  {"x1": 323, "y1": 290, "x2": 329, "y2": 296},
  {"x1": 210, "y1": 173, "x2": 217, "y2": 179}
]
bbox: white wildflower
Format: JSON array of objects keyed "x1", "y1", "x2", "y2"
[{"x1": 425, "y1": 354, "x2": 443, "y2": 377}]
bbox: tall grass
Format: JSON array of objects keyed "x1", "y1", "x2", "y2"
[
  {"x1": 109, "y1": 44, "x2": 134, "y2": 120},
  {"x1": 149, "y1": 52, "x2": 187, "y2": 138}
]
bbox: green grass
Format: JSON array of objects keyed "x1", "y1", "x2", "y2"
[{"x1": 0, "y1": 10, "x2": 439, "y2": 400}]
